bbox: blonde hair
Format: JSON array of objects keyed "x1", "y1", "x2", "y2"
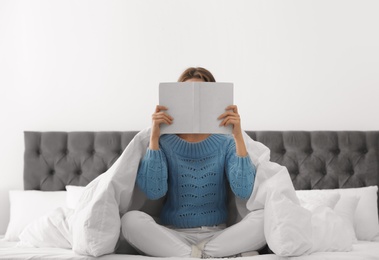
[{"x1": 178, "y1": 67, "x2": 216, "y2": 82}]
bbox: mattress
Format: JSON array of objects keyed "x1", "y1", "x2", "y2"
[
  {"x1": 1, "y1": 236, "x2": 379, "y2": 260},
  {"x1": 0, "y1": 236, "x2": 131, "y2": 260}
]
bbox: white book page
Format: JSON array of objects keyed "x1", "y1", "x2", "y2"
[
  {"x1": 159, "y1": 82, "x2": 233, "y2": 134},
  {"x1": 159, "y1": 82, "x2": 194, "y2": 134},
  {"x1": 199, "y1": 82, "x2": 233, "y2": 134}
]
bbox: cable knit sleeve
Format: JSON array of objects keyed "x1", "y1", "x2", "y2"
[
  {"x1": 225, "y1": 140, "x2": 256, "y2": 199},
  {"x1": 137, "y1": 148, "x2": 168, "y2": 200}
]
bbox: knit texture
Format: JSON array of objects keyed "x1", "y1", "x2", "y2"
[{"x1": 137, "y1": 134, "x2": 255, "y2": 228}]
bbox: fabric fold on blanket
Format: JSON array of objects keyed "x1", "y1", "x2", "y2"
[{"x1": 71, "y1": 128, "x2": 151, "y2": 256}]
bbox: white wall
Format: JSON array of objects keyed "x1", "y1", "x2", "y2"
[{"x1": 0, "y1": 0, "x2": 378, "y2": 234}]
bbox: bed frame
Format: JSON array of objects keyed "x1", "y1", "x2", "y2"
[{"x1": 23, "y1": 131, "x2": 379, "y2": 213}]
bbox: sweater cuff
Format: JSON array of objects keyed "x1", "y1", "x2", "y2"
[
  {"x1": 236, "y1": 153, "x2": 254, "y2": 167},
  {"x1": 236, "y1": 153, "x2": 250, "y2": 159},
  {"x1": 145, "y1": 148, "x2": 164, "y2": 160}
]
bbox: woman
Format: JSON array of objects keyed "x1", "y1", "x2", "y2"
[{"x1": 122, "y1": 67, "x2": 265, "y2": 258}]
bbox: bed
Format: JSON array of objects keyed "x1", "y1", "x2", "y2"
[{"x1": 1, "y1": 130, "x2": 378, "y2": 259}]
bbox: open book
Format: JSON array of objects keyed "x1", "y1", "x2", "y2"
[{"x1": 159, "y1": 82, "x2": 234, "y2": 134}]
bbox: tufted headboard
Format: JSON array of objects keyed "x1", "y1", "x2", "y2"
[
  {"x1": 24, "y1": 131, "x2": 139, "y2": 190},
  {"x1": 24, "y1": 131, "x2": 379, "y2": 210}
]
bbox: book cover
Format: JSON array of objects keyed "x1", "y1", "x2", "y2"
[{"x1": 159, "y1": 82, "x2": 234, "y2": 134}]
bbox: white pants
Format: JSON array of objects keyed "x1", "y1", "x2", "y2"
[{"x1": 121, "y1": 210, "x2": 265, "y2": 258}]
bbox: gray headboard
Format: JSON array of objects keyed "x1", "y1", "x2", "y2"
[
  {"x1": 24, "y1": 131, "x2": 379, "y2": 208},
  {"x1": 24, "y1": 131, "x2": 139, "y2": 190}
]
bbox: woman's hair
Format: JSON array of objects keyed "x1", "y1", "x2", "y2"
[{"x1": 178, "y1": 67, "x2": 216, "y2": 82}]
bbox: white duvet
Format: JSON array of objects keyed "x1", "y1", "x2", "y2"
[{"x1": 18, "y1": 128, "x2": 357, "y2": 257}]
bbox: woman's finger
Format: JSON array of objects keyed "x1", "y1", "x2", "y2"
[
  {"x1": 154, "y1": 115, "x2": 173, "y2": 125},
  {"x1": 219, "y1": 116, "x2": 239, "y2": 126},
  {"x1": 154, "y1": 111, "x2": 174, "y2": 120},
  {"x1": 155, "y1": 105, "x2": 169, "y2": 113},
  {"x1": 153, "y1": 114, "x2": 173, "y2": 123},
  {"x1": 224, "y1": 118, "x2": 241, "y2": 128},
  {"x1": 156, "y1": 118, "x2": 172, "y2": 125},
  {"x1": 225, "y1": 105, "x2": 238, "y2": 114},
  {"x1": 224, "y1": 118, "x2": 238, "y2": 127},
  {"x1": 218, "y1": 111, "x2": 238, "y2": 120}
]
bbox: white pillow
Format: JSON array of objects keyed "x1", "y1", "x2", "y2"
[
  {"x1": 309, "y1": 205, "x2": 353, "y2": 253},
  {"x1": 337, "y1": 186, "x2": 379, "y2": 241},
  {"x1": 266, "y1": 189, "x2": 356, "y2": 256},
  {"x1": 296, "y1": 186, "x2": 379, "y2": 241},
  {"x1": 264, "y1": 185, "x2": 313, "y2": 256},
  {"x1": 19, "y1": 207, "x2": 73, "y2": 248},
  {"x1": 4, "y1": 190, "x2": 67, "y2": 241},
  {"x1": 296, "y1": 190, "x2": 341, "y2": 212},
  {"x1": 66, "y1": 185, "x2": 85, "y2": 209},
  {"x1": 335, "y1": 195, "x2": 360, "y2": 242},
  {"x1": 298, "y1": 190, "x2": 360, "y2": 244}
]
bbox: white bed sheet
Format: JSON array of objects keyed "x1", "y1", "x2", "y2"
[{"x1": 1, "y1": 237, "x2": 379, "y2": 260}]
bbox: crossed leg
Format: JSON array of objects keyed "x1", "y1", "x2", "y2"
[{"x1": 121, "y1": 210, "x2": 265, "y2": 258}]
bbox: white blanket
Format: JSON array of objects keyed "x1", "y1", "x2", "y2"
[{"x1": 20, "y1": 128, "x2": 355, "y2": 257}]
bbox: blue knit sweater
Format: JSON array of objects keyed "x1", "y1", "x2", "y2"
[{"x1": 137, "y1": 134, "x2": 256, "y2": 228}]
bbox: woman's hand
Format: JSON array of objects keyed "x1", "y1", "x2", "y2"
[
  {"x1": 150, "y1": 105, "x2": 173, "y2": 150},
  {"x1": 218, "y1": 105, "x2": 247, "y2": 157},
  {"x1": 218, "y1": 105, "x2": 243, "y2": 137}
]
